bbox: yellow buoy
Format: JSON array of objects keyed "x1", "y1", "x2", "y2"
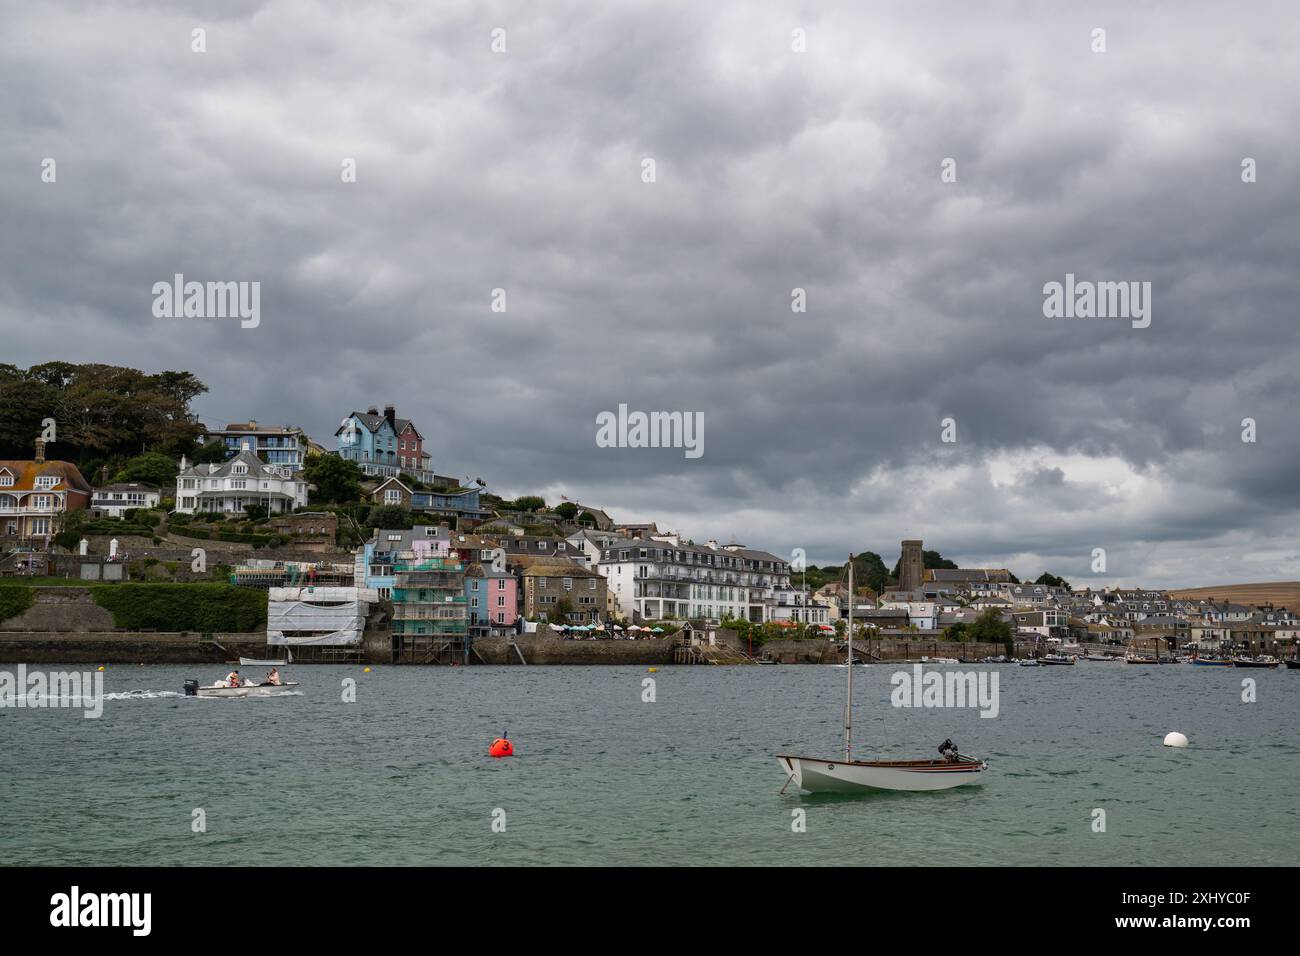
[
  {"x1": 363, "y1": 666, "x2": 372, "y2": 673},
  {"x1": 648, "y1": 667, "x2": 658, "y2": 673},
  {"x1": 97, "y1": 665, "x2": 105, "y2": 672}
]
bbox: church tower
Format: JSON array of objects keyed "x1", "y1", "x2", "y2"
[{"x1": 899, "y1": 539, "x2": 924, "y2": 592}]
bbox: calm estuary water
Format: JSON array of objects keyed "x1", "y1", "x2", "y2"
[{"x1": 3, "y1": 663, "x2": 1298, "y2": 866}]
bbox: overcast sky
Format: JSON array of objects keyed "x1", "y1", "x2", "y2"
[{"x1": 3, "y1": 1, "x2": 1298, "y2": 587}]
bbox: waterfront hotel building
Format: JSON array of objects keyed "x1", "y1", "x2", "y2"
[{"x1": 597, "y1": 535, "x2": 809, "y2": 624}]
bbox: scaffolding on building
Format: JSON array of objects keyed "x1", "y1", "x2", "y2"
[
  {"x1": 390, "y1": 556, "x2": 470, "y2": 664},
  {"x1": 231, "y1": 560, "x2": 355, "y2": 590}
]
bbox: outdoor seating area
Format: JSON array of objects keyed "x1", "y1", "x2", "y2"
[{"x1": 551, "y1": 623, "x2": 668, "y2": 640}]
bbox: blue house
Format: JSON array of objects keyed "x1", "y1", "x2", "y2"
[
  {"x1": 336, "y1": 406, "x2": 401, "y2": 478},
  {"x1": 410, "y1": 487, "x2": 495, "y2": 524}
]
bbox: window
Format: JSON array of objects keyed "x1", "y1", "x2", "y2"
[
  {"x1": 497, "y1": 595, "x2": 505, "y2": 608},
  {"x1": 563, "y1": 578, "x2": 573, "y2": 591},
  {"x1": 588, "y1": 578, "x2": 597, "y2": 590},
  {"x1": 471, "y1": 579, "x2": 479, "y2": 590},
  {"x1": 384, "y1": 490, "x2": 401, "y2": 504},
  {"x1": 538, "y1": 578, "x2": 546, "y2": 589},
  {"x1": 0, "y1": 474, "x2": 12, "y2": 487},
  {"x1": 35, "y1": 476, "x2": 59, "y2": 488}
]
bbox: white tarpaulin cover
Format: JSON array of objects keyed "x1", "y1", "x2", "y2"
[{"x1": 267, "y1": 586, "x2": 378, "y2": 646}]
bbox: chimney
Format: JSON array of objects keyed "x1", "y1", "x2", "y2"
[
  {"x1": 179, "y1": 455, "x2": 188, "y2": 472},
  {"x1": 384, "y1": 404, "x2": 396, "y2": 430},
  {"x1": 34, "y1": 437, "x2": 45, "y2": 463}
]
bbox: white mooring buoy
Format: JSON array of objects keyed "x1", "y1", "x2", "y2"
[{"x1": 1163, "y1": 732, "x2": 1189, "y2": 748}]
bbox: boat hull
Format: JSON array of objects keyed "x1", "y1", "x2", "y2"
[
  {"x1": 191, "y1": 682, "x2": 299, "y2": 698},
  {"x1": 777, "y1": 754, "x2": 987, "y2": 793},
  {"x1": 1193, "y1": 659, "x2": 1233, "y2": 667}
]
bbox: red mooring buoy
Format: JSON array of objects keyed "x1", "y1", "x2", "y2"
[{"x1": 489, "y1": 736, "x2": 514, "y2": 758}]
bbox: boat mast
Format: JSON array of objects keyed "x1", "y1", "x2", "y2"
[{"x1": 845, "y1": 553, "x2": 853, "y2": 762}]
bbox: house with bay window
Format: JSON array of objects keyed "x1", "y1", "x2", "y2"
[
  {"x1": 336, "y1": 404, "x2": 440, "y2": 483},
  {"x1": 0, "y1": 440, "x2": 92, "y2": 540},
  {"x1": 174, "y1": 446, "x2": 307, "y2": 515}
]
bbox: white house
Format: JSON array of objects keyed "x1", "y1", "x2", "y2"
[
  {"x1": 90, "y1": 483, "x2": 161, "y2": 518},
  {"x1": 175, "y1": 446, "x2": 307, "y2": 515},
  {"x1": 595, "y1": 536, "x2": 793, "y2": 623}
]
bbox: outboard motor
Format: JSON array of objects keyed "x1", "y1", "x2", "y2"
[
  {"x1": 938, "y1": 738, "x2": 960, "y2": 762},
  {"x1": 183, "y1": 679, "x2": 199, "y2": 697}
]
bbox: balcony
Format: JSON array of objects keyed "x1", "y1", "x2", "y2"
[
  {"x1": 391, "y1": 604, "x2": 469, "y2": 621},
  {"x1": 393, "y1": 570, "x2": 461, "y2": 588}
]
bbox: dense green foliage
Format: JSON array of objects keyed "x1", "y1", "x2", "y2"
[
  {"x1": 111, "y1": 452, "x2": 175, "y2": 488},
  {"x1": 92, "y1": 584, "x2": 267, "y2": 632},
  {"x1": 303, "y1": 453, "x2": 363, "y2": 503},
  {"x1": 552, "y1": 502, "x2": 578, "y2": 519},
  {"x1": 967, "y1": 608, "x2": 1015, "y2": 654},
  {"x1": 1034, "y1": 572, "x2": 1071, "y2": 589},
  {"x1": 0, "y1": 362, "x2": 206, "y2": 468},
  {"x1": 365, "y1": 504, "x2": 413, "y2": 530},
  {"x1": 0, "y1": 585, "x2": 35, "y2": 622}
]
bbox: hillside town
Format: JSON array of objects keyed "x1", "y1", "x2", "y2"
[{"x1": 2, "y1": 399, "x2": 1298, "y2": 665}]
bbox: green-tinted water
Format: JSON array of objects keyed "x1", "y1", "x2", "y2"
[{"x1": 3, "y1": 663, "x2": 1297, "y2": 865}]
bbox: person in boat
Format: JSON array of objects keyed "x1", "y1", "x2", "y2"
[
  {"x1": 938, "y1": 738, "x2": 961, "y2": 763},
  {"x1": 264, "y1": 667, "x2": 282, "y2": 686},
  {"x1": 225, "y1": 669, "x2": 242, "y2": 688}
]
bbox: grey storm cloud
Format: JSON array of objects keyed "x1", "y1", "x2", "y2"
[{"x1": 2, "y1": 0, "x2": 1298, "y2": 587}]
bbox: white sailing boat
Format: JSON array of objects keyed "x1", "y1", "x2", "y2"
[{"x1": 776, "y1": 554, "x2": 989, "y2": 793}]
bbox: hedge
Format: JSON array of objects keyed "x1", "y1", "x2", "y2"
[
  {"x1": 91, "y1": 583, "x2": 268, "y2": 632},
  {"x1": 0, "y1": 585, "x2": 35, "y2": 623}
]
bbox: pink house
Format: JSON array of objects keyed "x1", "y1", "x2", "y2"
[{"x1": 466, "y1": 565, "x2": 518, "y2": 630}]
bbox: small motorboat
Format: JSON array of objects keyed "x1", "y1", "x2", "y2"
[
  {"x1": 1017, "y1": 658, "x2": 1040, "y2": 667},
  {"x1": 1039, "y1": 654, "x2": 1075, "y2": 665},
  {"x1": 920, "y1": 656, "x2": 960, "y2": 664},
  {"x1": 184, "y1": 678, "x2": 299, "y2": 698},
  {"x1": 1193, "y1": 657, "x2": 1233, "y2": 667},
  {"x1": 1231, "y1": 656, "x2": 1279, "y2": 669},
  {"x1": 1285, "y1": 659, "x2": 1300, "y2": 670},
  {"x1": 1084, "y1": 654, "x2": 1120, "y2": 661},
  {"x1": 239, "y1": 656, "x2": 290, "y2": 666}
]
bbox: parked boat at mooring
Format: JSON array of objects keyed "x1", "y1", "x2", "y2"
[{"x1": 775, "y1": 554, "x2": 988, "y2": 794}]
